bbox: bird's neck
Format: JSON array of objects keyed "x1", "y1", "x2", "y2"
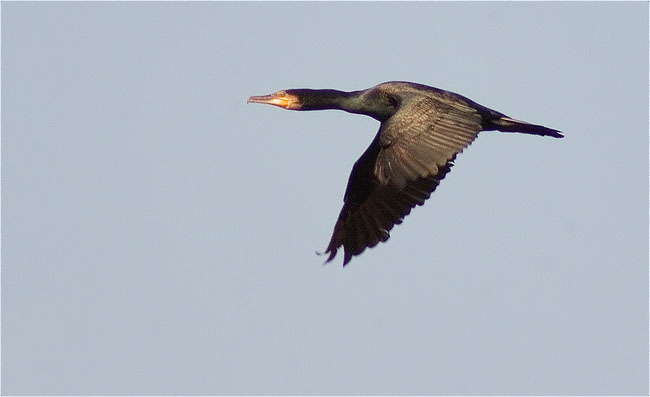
[
  {"x1": 296, "y1": 89, "x2": 390, "y2": 121},
  {"x1": 296, "y1": 89, "x2": 358, "y2": 110}
]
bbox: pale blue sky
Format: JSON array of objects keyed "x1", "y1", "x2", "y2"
[{"x1": 2, "y1": 2, "x2": 648, "y2": 395}]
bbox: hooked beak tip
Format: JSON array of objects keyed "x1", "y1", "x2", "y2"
[{"x1": 247, "y1": 94, "x2": 276, "y2": 105}]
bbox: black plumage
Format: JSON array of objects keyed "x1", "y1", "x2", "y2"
[{"x1": 248, "y1": 81, "x2": 563, "y2": 266}]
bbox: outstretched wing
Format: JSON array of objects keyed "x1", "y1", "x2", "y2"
[{"x1": 324, "y1": 94, "x2": 484, "y2": 266}]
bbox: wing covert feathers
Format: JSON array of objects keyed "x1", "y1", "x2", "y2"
[{"x1": 375, "y1": 97, "x2": 482, "y2": 189}]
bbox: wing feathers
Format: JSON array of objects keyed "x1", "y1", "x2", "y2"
[
  {"x1": 324, "y1": 94, "x2": 481, "y2": 265},
  {"x1": 325, "y1": 159, "x2": 455, "y2": 266}
]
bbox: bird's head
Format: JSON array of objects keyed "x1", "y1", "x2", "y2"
[{"x1": 247, "y1": 90, "x2": 302, "y2": 110}]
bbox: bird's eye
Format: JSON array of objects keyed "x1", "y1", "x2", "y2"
[
  {"x1": 275, "y1": 91, "x2": 287, "y2": 97},
  {"x1": 386, "y1": 94, "x2": 399, "y2": 108}
]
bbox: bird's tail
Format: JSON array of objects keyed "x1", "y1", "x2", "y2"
[{"x1": 488, "y1": 116, "x2": 563, "y2": 138}]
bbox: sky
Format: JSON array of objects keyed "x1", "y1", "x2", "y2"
[{"x1": 2, "y1": 2, "x2": 648, "y2": 395}]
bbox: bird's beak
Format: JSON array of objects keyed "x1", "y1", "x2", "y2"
[{"x1": 247, "y1": 91, "x2": 301, "y2": 110}]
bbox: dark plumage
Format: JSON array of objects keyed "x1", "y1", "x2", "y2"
[{"x1": 248, "y1": 81, "x2": 563, "y2": 266}]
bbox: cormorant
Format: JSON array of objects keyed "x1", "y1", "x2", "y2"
[{"x1": 248, "y1": 81, "x2": 562, "y2": 266}]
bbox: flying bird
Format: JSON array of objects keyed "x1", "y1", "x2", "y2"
[{"x1": 248, "y1": 81, "x2": 562, "y2": 266}]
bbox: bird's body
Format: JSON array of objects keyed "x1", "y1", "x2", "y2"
[{"x1": 248, "y1": 81, "x2": 562, "y2": 266}]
